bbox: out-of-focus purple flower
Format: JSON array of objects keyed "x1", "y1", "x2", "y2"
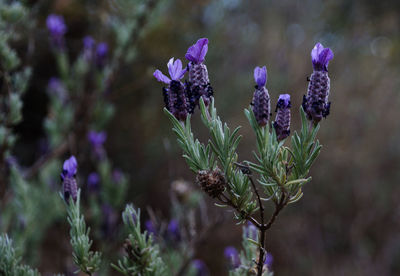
[
  {"x1": 101, "y1": 204, "x2": 117, "y2": 238},
  {"x1": 83, "y1": 36, "x2": 96, "y2": 61},
  {"x1": 112, "y1": 169, "x2": 123, "y2": 184},
  {"x1": 145, "y1": 220, "x2": 156, "y2": 235},
  {"x1": 47, "y1": 77, "x2": 67, "y2": 102},
  {"x1": 154, "y1": 58, "x2": 190, "y2": 121},
  {"x1": 311, "y1": 43, "x2": 334, "y2": 72},
  {"x1": 87, "y1": 172, "x2": 100, "y2": 193},
  {"x1": 167, "y1": 219, "x2": 181, "y2": 241},
  {"x1": 192, "y1": 259, "x2": 209, "y2": 276},
  {"x1": 252, "y1": 66, "x2": 271, "y2": 127},
  {"x1": 185, "y1": 38, "x2": 208, "y2": 64},
  {"x1": 185, "y1": 38, "x2": 213, "y2": 107},
  {"x1": 88, "y1": 130, "x2": 107, "y2": 159},
  {"x1": 264, "y1": 252, "x2": 273, "y2": 271},
  {"x1": 273, "y1": 94, "x2": 291, "y2": 141},
  {"x1": 244, "y1": 221, "x2": 258, "y2": 241},
  {"x1": 46, "y1": 14, "x2": 67, "y2": 49},
  {"x1": 96, "y1": 42, "x2": 108, "y2": 68},
  {"x1": 61, "y1": 156, "x2": 78, "y2": 202},
  {"x1": 303, "y1": 43, "x2": 333, "y2": 124},
  {"x1": 224, "y1": 246, "x2": 240, "y2": 269}
]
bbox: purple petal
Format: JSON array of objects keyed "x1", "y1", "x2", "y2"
[
  {"x1": 311, "y1": 43, "x2": 334, "y2": 71},
  {"x1": 63, "y1": 156, "x2": 77, "y2": 177},
  {"x1": 185, "y1": 38, "x2": 209, "y2": 63},
  {"x1": 311, "y1": 43, "x2": 324, "y2": 64},
  {"x1": 153, "y1": 69, "x2": 171, "y2": 84},
  {"x1": 167, "y1": 58, "x2": 186, "y2": 81},
  {"x1": 254, "y1": 66, "x2": 267, "y2": 87}
]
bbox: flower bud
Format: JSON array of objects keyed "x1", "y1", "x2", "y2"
[{"x1": 61, "y1": 156, "x2": 78, "y2": 203}]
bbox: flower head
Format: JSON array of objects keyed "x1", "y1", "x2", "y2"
[
  {"x1": 46, "y1": 14, "x2": 66, "y2": 37},
  {"x1": 311, "y1": 43, "x2": 334, "y2": 72},
  {"x1": 46, "y1": 14, "x2": 67, "y2": 48},
  {"x1": 244, "y1": 221, "x2": 258, "y2": 241},
  {"x1": 153, "y1": 58, "x2": 187, "y2": 84},
  {"x1": 264, "y1": 252, "x2": 273, "y2": 271},
  {"x1": 192, "y1": 259, "x2": 209, "y2": 276},
  {"x1": 185, "y1": 38, "x2": 209, "y2": 64},
  {"x1": 83, "y1": 36, "x2": 96, "y2": 61},
  {"x1": 88, "y1": 131, "x2": 107, "y2": 148},
  {"x1": 273, "y1": 94, "x2": 291, "y2": 141},
  {"x1": 145, "y1": 220, "x2": 156, "y2": 235},
  {"x1": 167, "y1": 219, "x2": 181, "y2": 241},
  {"x1": 224, "y1": 246, "x2": 240, "y2": 269},
  {"x1": 96, "y1": 42, "x2": 108, "y2": 68},
  {"x1": 47, "y1": 77, "x2": 67, "y2": 101},
  {"x1": 61, "y1": 155, "x2": 77, "y2": 180},
  {"x1": 87, "y1": 172, "x2": 100, "y2": 193},
  {"x1": 254, "y1": 66, "x2": 267, "y2": 88},
  {"x1": 61, "y1": 156, "x2": 78, "y2": 203}
]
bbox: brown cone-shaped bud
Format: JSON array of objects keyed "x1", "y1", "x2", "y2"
[{"x1": 196, "y1": 169, "x2": 226, "y2": 198}]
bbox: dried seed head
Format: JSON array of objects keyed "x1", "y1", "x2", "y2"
[{"x1": 196, "y1": 169, "x2": 226, "y2": 198}]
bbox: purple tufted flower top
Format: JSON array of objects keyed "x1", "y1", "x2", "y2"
[
  {"x1": 87, "y1": 172, "x2": 100, "y2": 192},
  {"x1": 154, "y1": 58, "x2": 187, "y2": 84},
  {"x1": 192, "y1": 259, "x2": 209, "y2": 276},
  {"x1": 167, "y1": 219, "x2": 181, "y2": 240},
  {"x1": 145, "y1": 220, "x2": 156, "y2": 235},
  {"x1": 61, "y1": 156, "x2": 77, "y2": 180},
  {"x1": 83, "y1": 36, "x2": 95, "y2": 50},
  {"x1": 277, "y1": 94, "x2": 291, "y2": 108},
  {"x1": 224, "y1": 246, "x2": 240, "y2": 268},
  {"x1": 185, "y1": 38, "x2": 209, "y2": 64},
  {"x1": 88, "y1": 131, "x2": 107, "y2": 147},
  {"x1": 264, "y1": 252, "x2": 273, "y2": 270},
  {"x1": 254, "y1": 66, "x2": 267, "y2": 88},
  {"x1": 311, "y1": 43, "x2": 334, "y2": 72},
  {"x1": 46, "y1": 14, "x2": 67, "y2": 38}
]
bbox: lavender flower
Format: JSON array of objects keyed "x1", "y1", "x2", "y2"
[
  {"x1": 145, "y1": 220, "x2": 156, "y2": 235},
  {"x1": 88, "y1": 130, "x2": 106, "y2": 159},
  {"x1": 47, "y1": 77, "x2": 67, "y2": 102},
  {"x1": 244, "y1": 221, "x2": 258, "y2": 241},
  {"x1": 154, "y1": 58, "x2": 190, "y2": 121},
  {"x1": 264, "y1": 252, "x2": 273, "y2": 271},
  {"x1": 302, "y1": 43, "x2": 334, "y2": 124},
  {"x1": 46, "y1": 14, "x2": 67, "y2": 49},
  {"x1": 83, "y1": 36, "x2": 96, "y2": 61},
  {"x1": 101, "y1": 204, "x2": 117, "y2": 238},
  {"x1": 273, "y1": 94, "x2": 291, "y2": 141},
  {"x1": 192, "y1": 259, "x2": 209, "y2": 276},
  {"x1": 167, "y1": 219, "x2": 181, "y2": 241},
  {"x1": 87, "y1": 172, "x2": 100, "y2": 193},
  {"x1": 251, "y1": 66, "x2": 271, "y2": 127},
  {"x1": 185, "y1": 38, "x2": 213, "y2": 107},
  {"x1": 224, "y1": 246, "x2": 240, "y2": 269},
  {"x1": 61, "y1": 156, "x2": 78, "y2": 202},
  {"x1": 96, "y1": 42, "x2": 108, "y2": 68}
]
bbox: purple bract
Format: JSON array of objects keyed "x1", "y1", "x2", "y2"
[
  {"x1": 254, "y1": 66, "x2": 267, "y2": 88},
  {"x1": 311, "y1": 43, "x2": 334, "y2": 72},
  {"x1": 185, "y1": 38, "x2": 209, "y2": 64},
  {"x1": 46, "y1": 14, "x2": 67, "y2": 48},
  {"x1": 153, "y1": 58, "x2": 187, "y2": 84}
]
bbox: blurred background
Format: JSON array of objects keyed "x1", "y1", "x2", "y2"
[{"x1": 8, "y1": 0, "x2": 400, "y2": 275}]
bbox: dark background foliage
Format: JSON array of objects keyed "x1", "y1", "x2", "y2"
[{"x1": 14, "y1": 0, "x2": 400, "y2": 275}]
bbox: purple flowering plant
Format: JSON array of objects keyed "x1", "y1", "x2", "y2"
[{"x1": 157, "y1": 38, "x2": 334, "y2": 275}]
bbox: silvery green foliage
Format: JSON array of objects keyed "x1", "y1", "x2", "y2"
[
  {"x1": 64, "y1": 190, "x2": 102, "y2": 275},
  {"x1": 245, "y1": 107, "x2": 320, "y2": 203},
  {"x1": 112, "y1": 205, "x2": 167, "y2": 276},
  {"x1": 0, "y1": 0, "x2": 31, "y2": 162},
  {"x1": 0, "y1": 234, "x2": 40, "y2": 276}
]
